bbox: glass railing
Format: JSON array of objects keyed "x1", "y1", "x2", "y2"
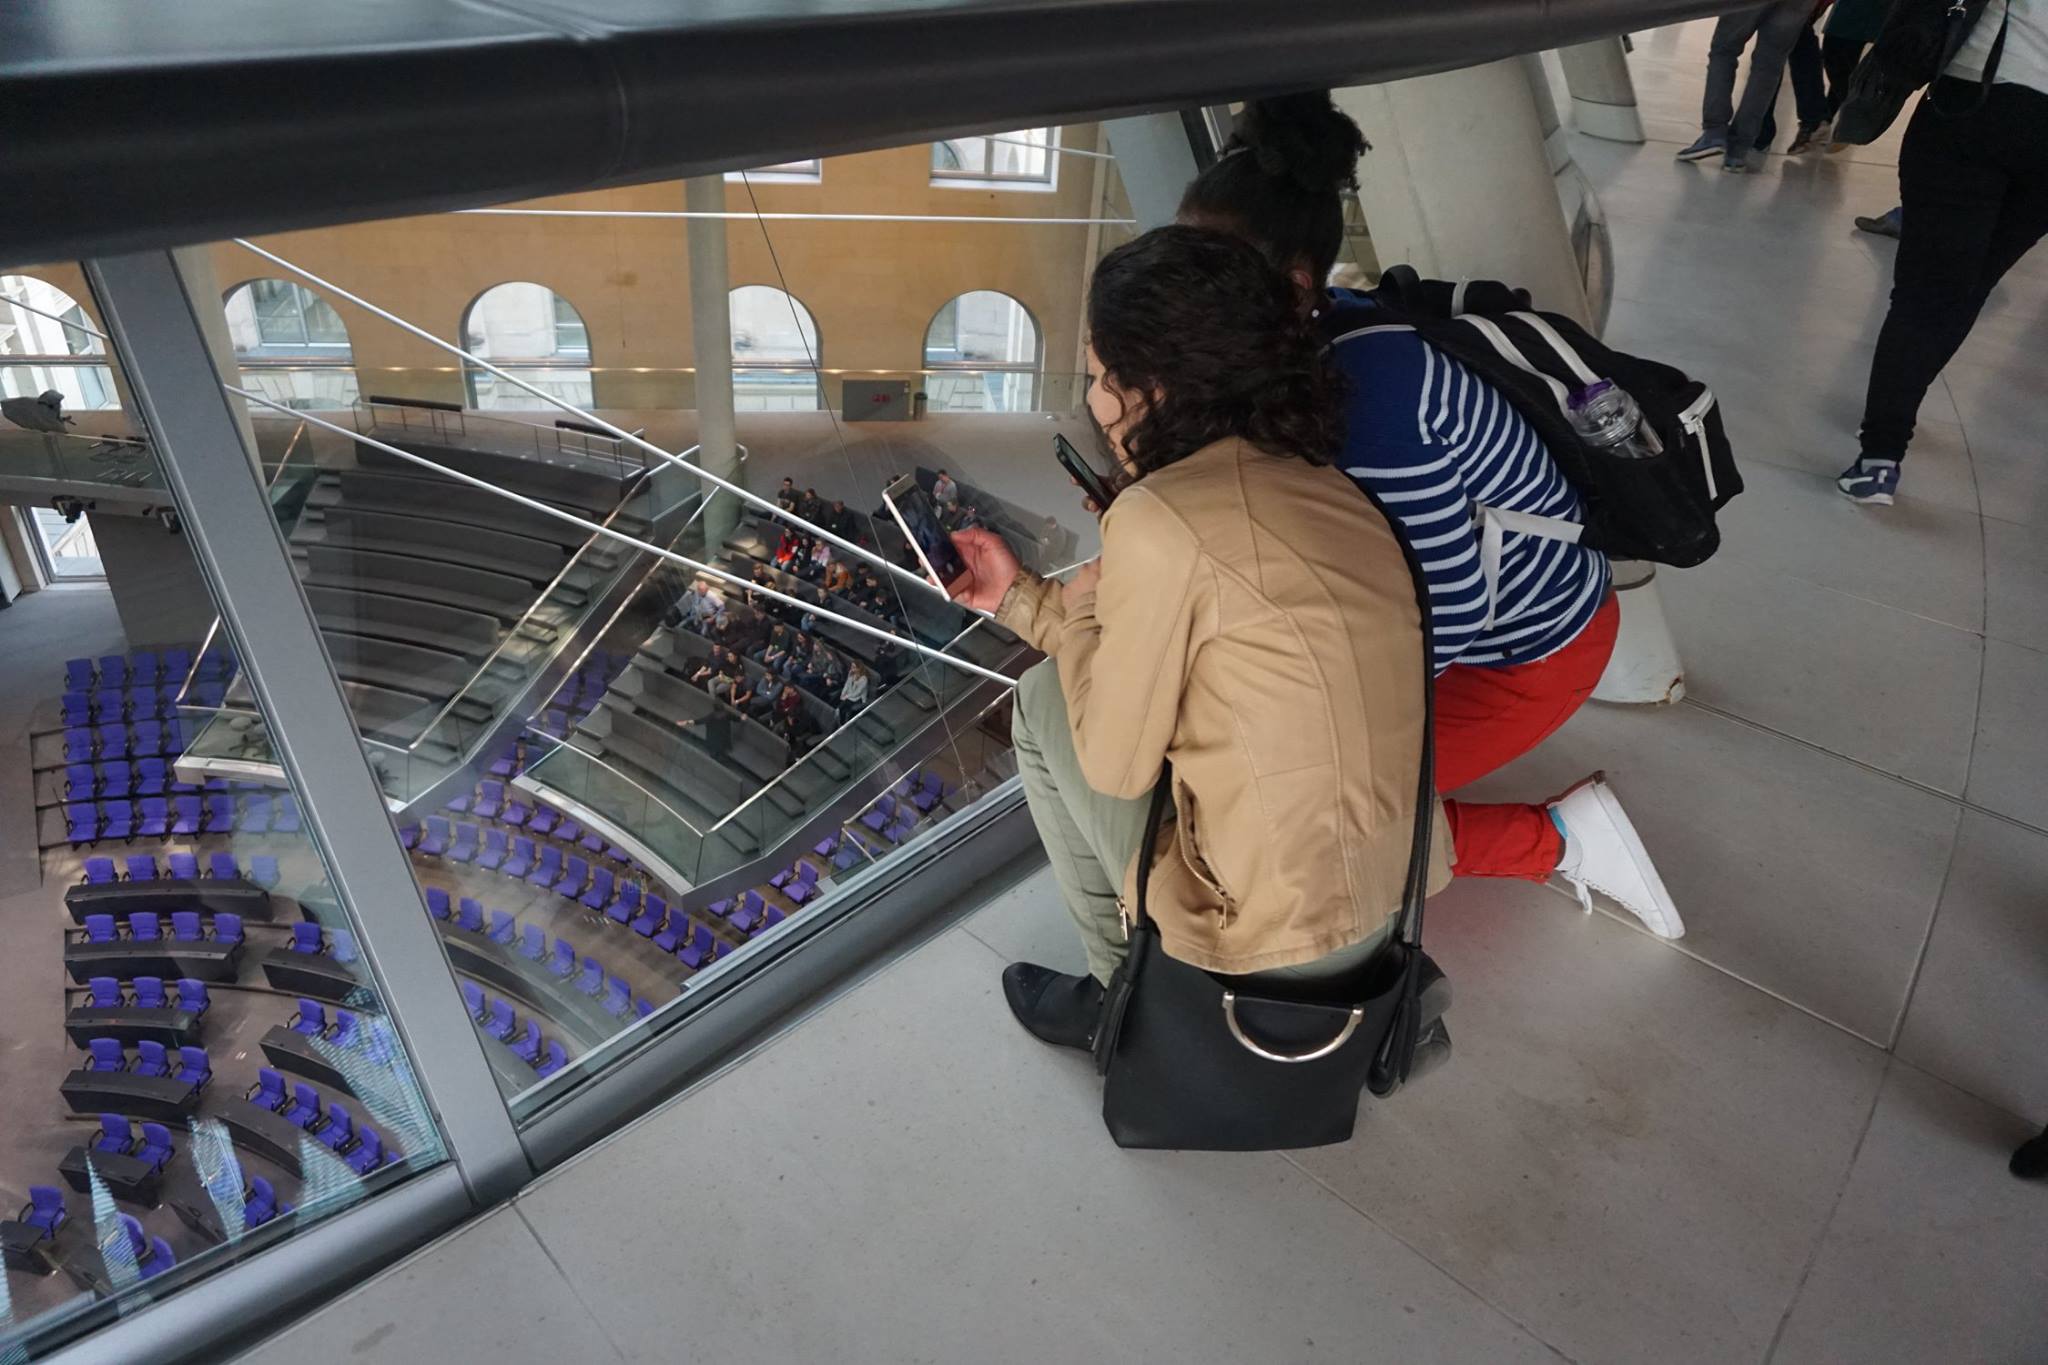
[
  {"x1": 265, "y1": 367, "x2": 1096, "y2": 419},
  {"x1": 347, "y1": 397, "x2": 652, "y2": 481},
  {"x1": 519, "y1": 609, "x2": 1022, "y2": 890},
  {"x1": 0, "y1": 425, "x2": 159, "y2": 491}
]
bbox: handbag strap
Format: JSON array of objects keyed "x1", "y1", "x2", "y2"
[
  {"x1": 1933, "y1": 0, "x2": 2010, "y2": 116},
  {"x1": 1129, "y1": 486, "x2": 1439, "y2": 951}
]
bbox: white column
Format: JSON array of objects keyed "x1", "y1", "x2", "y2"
[
  {"x1": 1334, "y1": 59, "x2": 1592, "y2": 328},
  {"x1": 1102, "y1": 113, "x2": 1203, "y2": 230},
  {"x1": 1558, "y1": 38, "x2": 1647, "y2": 144},
  {"x1": 685, "y1": 176, "x2": 742, "y2": 550}
]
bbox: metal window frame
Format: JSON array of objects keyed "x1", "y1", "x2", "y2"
[
  {"x1": 84, "y1": 249, "x2": 532, "y2": 1203},
  {"x1": 931, "y1": 128, "x2": 1059, "y2": 186}
]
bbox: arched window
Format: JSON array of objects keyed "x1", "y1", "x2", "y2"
[
  {"x1": 462, "y1": 282, "x2": 593, "y2": 411},
  {"x1": 922, "y1": 291, "x2": 1040, "y2": 413},
  {"x1": 0, "y1": 275, "x2": 119, "y2": 412},
  {"x1": 222, "y1": 278, "x2": 358, "y2": 410},
  {"x1": 729, "y1": 285, "x2": 821, "y2": 412}
]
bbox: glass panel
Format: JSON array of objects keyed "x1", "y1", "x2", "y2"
[
  {"x1": 2, "y1": 275, "x2": 122, "y2": 421},
  {"x1": 0, "y1": 269, "x2": 448, "y2": 1361},
  {"x1": 463, "y1": 282, "x2": 594, "y2": 410},
  {"x1": 224, "y1": 281, "x2": 358, "y2": 411},
  {"x1": 730, "y1": 285, "x2": 821, "y2": 413},
  {"x1": 924, "y1": 290, "x2": 1041, "y2": 413},
  {"x1": 931, "y1": 129, "x2": 1055, "y2": 183},
  {"x1": 153, "y1": 119, "x2": 1127, "y2": 1125}
]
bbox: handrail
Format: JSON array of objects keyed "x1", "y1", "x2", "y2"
[
  {"x1": 0, "y1": 424, "x2": 148, "y2": 451},
  {"x1": 400, "y1": 454, "x2": 684, "y2": 753}
]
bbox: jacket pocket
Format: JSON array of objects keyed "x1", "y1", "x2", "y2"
[{"x1": 1170, "y1": 775, "x2": 1235, "y2": 913}]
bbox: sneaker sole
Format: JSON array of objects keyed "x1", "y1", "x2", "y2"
[
  {"x1": 1675, "y1": 147, "x2": 1726, "y2": 162},
  {"x1": 1558, "y1": 773, "x2": 1684, "y2": 939},
  {"x1": 1838, "y1": 485, "x2": 1895, "y2": 506}
]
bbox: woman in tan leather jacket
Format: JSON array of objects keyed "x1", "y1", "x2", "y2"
[{"x1": 950, "y1": 225, "x2": 1450, "y2": 1051}]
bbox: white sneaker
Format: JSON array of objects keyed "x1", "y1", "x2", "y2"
[{"x1": 1548, "y1": 774, "x2": 1684, "y2": 939}]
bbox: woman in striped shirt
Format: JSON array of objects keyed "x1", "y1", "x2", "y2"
[{"x1": 1178, "y1": 93, "x2": 1682, "y2": 940}]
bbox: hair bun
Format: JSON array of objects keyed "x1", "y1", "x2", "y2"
[{"x1": 1229, "y1": 92, "x2": 1367, "y2": 194}]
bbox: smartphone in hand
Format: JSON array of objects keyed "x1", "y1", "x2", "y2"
[
  {"x1": 881, "y1": 474, "x2": 968, "y2": 592},
  {"x1": 1054, "y1": 433, "x2": 1116, "y2": 513}
]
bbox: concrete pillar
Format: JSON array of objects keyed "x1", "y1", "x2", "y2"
[
  {"x1": 90, "y1": 509, "x2": 219, "y2": 648},
  {"x1": 684, "y1": 176, "x2": 743, "y2": 550},
  {"x1": 1103, "y1": 114, "x2": 1204, "y2": 230},
  {"x1": 1334, "y1": 59, "x2": 1592, "y2": 328},
  {"x1": 1558, "y1": 38, "x2": 1647, "y2": 144},
  {"x1": 1593, "y1": 561, "x2": 1686, "y2": 704}
]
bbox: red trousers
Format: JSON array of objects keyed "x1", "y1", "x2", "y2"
[{"x1": 1440, "y1": 593, "x2": 1619, "y2": 880}]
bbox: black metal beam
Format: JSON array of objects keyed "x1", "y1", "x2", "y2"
[{"x1": 2, "y1": 0, "x2": 1738, "y2": 267}]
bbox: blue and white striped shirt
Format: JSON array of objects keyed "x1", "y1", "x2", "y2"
[{"x1": 1325, "y1": 291, "x2": 1610, "y2": 675}]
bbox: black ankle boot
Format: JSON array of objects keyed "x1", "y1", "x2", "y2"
[
  {"x1": 1001, "y1": 962, "x2": 1104, "y2": 1051},
  {"x1": 2011, "y1": 1124, "x2": 2048, "y2": 1181}
]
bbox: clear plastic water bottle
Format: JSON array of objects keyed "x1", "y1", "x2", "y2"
[{"x1": 1566, "y1": 379, "x2": 1658, "y2": 459}]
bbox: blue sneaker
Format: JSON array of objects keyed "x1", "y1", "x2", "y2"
[
  {"x1": 1837, "y1": 458, "x2": 1900, "y2": 505},
  {"x1": 1676, "y1": 130, "x2": 1729, "y2": 162}
]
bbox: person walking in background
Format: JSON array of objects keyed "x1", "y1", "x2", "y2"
[
  {"x1": 1840, "y1": 0, "x2": 2048, "y2": 505},
  {"x1": 1779, "y1": 6, "x2": 1836, "y2": 154},
  {"x1": 1677, "y1": 0, "x2": 1821, "y2": 172},
  {"x1": 1821, "y1": 0, "x2": 1888, "y2": 128}
]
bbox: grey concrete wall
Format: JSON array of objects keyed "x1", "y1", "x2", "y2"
[{"x1": 89, "y1": 508, "x2": 220, "y2": 648}]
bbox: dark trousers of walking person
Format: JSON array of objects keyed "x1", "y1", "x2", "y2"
[
  {"x1": 1821, "y1": 36, "x2": 1867, "y2": 117},
  {"x1": 1704, "y1": 0, "x2": 1814, "y2": 150},
  {"x1": 1860, "y1": 81, "x2": 2048, "y2": 463}
]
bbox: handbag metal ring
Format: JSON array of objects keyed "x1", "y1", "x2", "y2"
[{"x1": 1220, "y1": 991, "x2": 1365, "y2": 1063}]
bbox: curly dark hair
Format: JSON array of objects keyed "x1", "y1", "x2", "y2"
[
  {"x1": 1086, "y1": 225, "x2": 1343, "y2": 476},
  {"x1": 1178, "y1": 92, "x2": 1368, "y2": 283}
]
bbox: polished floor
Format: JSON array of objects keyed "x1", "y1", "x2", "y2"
[{"x1": 233, "y1": 22, "x2": 2047, "y2": 1365}]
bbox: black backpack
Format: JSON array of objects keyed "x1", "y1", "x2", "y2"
[
  {"x1": 1834, "y1": 0, "x2": 2009, "y2": 145},
  {"x1": 1360, "y1": 266, "x2": 1740, "y2": 568}
]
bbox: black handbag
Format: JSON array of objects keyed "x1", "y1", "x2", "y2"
[
  {"x1": 1091, "y1": 515, "x2": 1446, "y2": 1152},
  {"x1": 1833, "y1": 0, "x2": 2010, "y2": 145}
]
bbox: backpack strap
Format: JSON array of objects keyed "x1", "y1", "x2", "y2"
[{"x1": 1328, "y1": 318, "x2": 1590, "y2": 632}]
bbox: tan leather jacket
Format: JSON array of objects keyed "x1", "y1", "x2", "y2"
[{"x1": 999, "y1": 437, "x2": 1453, "y2": 974}]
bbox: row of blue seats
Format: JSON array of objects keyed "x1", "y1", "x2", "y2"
[
  {"x1": 81, "y1": 975, "x2": 212, "y2": 1016},
  {"x1": 427, "y1": 888, "x2": 672, "y2": 1011},
  {"x1": 283, "y1": 998, "x2": 383, "y2": 1052},
  {"x1": 83, "y1": 1036, "x2": 213, "y2": 1088},
  {"x1": 456, "y1": 982, "x2": 570, "y2": 1076},
  {"x1": 83, "y1": 851, "x2": 282, "y2": 887},
  {"x1": 245, "y1": 1069, "x2": 398, "y2": 1175},
  {"x1": 86, "y1": 1113, "x2": 177, "y2": 1172},
  {"x1": 61, "y1": 717, "x2": 185, "y2": 764},
  {"x1": 62, "y1": 683, "x2": 188, "y2": 727},
  {"x1": 79, "y1": 910, "x2": 245, "y2": 947},
  {"x1": 66, "y1": 757, "x2": 196, "y2": 799},
  {"x1": 65, "y1": 793, "x2": 301, "y2": 846},
  {"x1": 64, "y1": 757, "x2": 273, "y2": 800},
  {"x1": 64, "y1": 646, "x2": 231, "y2": 693},
  {"x1": 415, "y1": 799, "x2": 636, "y2": 870},
  {"x1": 11, "y1": 1190, "x2": 178, "y2": 1279}
]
